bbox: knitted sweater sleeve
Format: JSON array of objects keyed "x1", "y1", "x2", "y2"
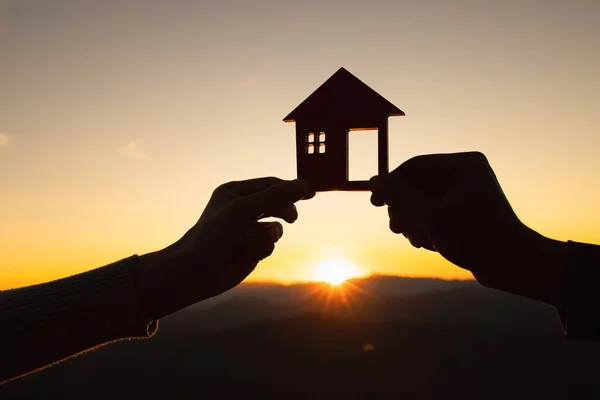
[{"x1": 0, "y1": 256, "x2": 158, "y2": 384}]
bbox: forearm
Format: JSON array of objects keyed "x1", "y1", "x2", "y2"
[
  {"x1": 502, "y1": 230, "x2": 600, "y2": 339},
  {"x1": 0, "y1": 256, "x2": 157, "y2": 384},
  {"x1": 513, "y1": 228, "x2": 568, "y2": 309},
  {"x1": 136, "y1": 248, "x2": 224, "y2": 320},
  {"x1": 479, "y1": 226, "x2": 568, "y2": 309}
]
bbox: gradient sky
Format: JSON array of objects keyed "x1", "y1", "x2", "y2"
[{"x1": 1, "y1": 0, "x2": 599, "y2": 289}]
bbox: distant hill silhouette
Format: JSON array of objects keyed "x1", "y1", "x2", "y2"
[
  {"x1": 185, "y1": 274, "x2": 476, "y2": 309},
  {"x1": 162, "y1": 276, "x2": 553, "y2": 333},
  {"x1": 3, "y1": 276, "x2": 599, "y2": 399}
]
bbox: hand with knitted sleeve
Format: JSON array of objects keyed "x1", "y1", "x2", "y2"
[{"x1": 0, "y1": 177, "x2": 313, "y2": 384}]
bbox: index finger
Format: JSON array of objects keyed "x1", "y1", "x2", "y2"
[
  {"x1": 219, "y1": 177, "x2": 285, "y2": 198},
  {"x1": 391, "y1": 152, "x2": 492, "y2": 200},
  {"x1": 234, "y1": 179, "x2": 314, "y2": 221}
]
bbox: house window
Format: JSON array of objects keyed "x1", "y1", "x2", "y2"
[
  {"x1": 349, "y1": 128, "x2": 378, "y2": 181},
  {"x1": 306, "y1": 131, "x2": 325, "y2": 154},
  {"x1": 306, "y1": 133, "x2": 315, "y2": 155},
  {"x1": 318, "y1": 131, "x2": 326, "y2": 154}
]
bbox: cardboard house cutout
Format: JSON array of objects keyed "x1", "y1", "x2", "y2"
[{"x1": 283, "y1": 67, "x2": 404, "y2": 192}]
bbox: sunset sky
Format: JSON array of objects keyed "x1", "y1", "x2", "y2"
[{"x1": 1, "y1": 0, "x2": 599, "y2": 289}]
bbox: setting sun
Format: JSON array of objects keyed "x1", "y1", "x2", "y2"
[{"x1": 312, "y1": 258, "x2": 367, "y2": 285}]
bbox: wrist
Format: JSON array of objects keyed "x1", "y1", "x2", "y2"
[
  {"x1": 137, "y1": 246, "x2": 223, "y2": 319},
  {"x1": 137, "y1": 248, "x2": 188, "y2": 320},
  {"x1": 513, "y1": 228, "x2": 567, "y2": 308}
]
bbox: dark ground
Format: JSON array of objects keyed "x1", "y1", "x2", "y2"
[{"x1": 3, "y1": 276, "x2": 599, "y2": 399}]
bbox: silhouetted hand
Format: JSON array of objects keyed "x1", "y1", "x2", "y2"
[
  {"x1": 139, "y1": 177, "x2": 314, "y2": 319},
  {"x1": 369, "y1": 152, "x2": 567, "y2": 307}
]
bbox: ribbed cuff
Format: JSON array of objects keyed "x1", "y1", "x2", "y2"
[{"x1": 556, "y1": 241, "x2": 600, "y2": 340}]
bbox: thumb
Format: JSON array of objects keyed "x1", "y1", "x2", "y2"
[
  {"x1": 369, "y1": 175, "x2": 436, "y2": 230},
  {"x1": 242, "y1": 180, "x2": 312, "y2": 220}
]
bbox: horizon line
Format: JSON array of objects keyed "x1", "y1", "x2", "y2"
[{"x1": 243, "y1": 273, "x2": 476, "y2": 286}]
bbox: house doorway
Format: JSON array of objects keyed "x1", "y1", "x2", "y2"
[{"x1": 348, "y1": 128, "x2": 378, "y2": 182}]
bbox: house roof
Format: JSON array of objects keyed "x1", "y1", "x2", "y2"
[{"x1": 283, "y1": 67, "x2": 404, "y2": 123}]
